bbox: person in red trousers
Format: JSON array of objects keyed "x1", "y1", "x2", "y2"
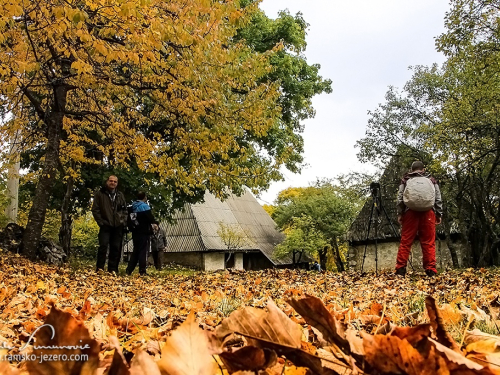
[{"x1": 395, "y1": 161, "x2": 443, "y2": 277}]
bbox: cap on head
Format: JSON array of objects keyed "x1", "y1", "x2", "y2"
[{"x1": 411, "y1": 161, "x2": 425, "y2": 171}]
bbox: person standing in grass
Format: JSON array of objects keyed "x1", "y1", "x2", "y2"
[
  {"x1": 395, "y1": 161, "x2": 443, "y2": 277},
  {"x1": 126, "y1": 191, "x2": 159, "y2": 276},
  {"x1": 92, "y1": 175, "x2": 128, "y2": 275},
  {"x1": 151, "y1": 225, "x2": 167, "y2": 270}
]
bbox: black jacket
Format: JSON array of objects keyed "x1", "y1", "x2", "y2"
[
  {"x1": 130, "y1": 200, "x2": 158, "y2": 235},
  {"x1": 92, "y1": 187, "x2": 127, "y2": 227}
]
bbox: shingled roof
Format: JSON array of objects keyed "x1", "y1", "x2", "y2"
[{"x1": 161, "y1": 189, "x2": 293, "y2": 266}]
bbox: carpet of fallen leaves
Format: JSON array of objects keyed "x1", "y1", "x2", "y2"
[{"x1": 0, "y1": 252, "x2": 500, "y2": 375}]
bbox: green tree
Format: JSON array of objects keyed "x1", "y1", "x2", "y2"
[
  {"x1": 217, "y1": 222, "x2": 250, "y2": 252},
  {"x1": 0, "y1": 0, "x2": 286, "y2": 259},
  {"x1": 433, "y1": 0, "x2": 500, "y2": 266},
  {"x1": 3, "y1": 1, "x2": 331, "y2": 261},
  {"x1": 272, "y1": 182, "x2": 361, "y2": 271},
  {"x1": 274, "y1": 216, "x2": 328, "y2": 266},
  {"x1": 356, "y1": 0, "x2": 500, "y2": 266},
  {"x1": 235, "y1": 5, "x2": 333, "y2": 172}
]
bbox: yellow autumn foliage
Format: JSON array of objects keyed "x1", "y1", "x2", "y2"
[{"x1": 0, "y1": 0, "x2": 281, "y2": 194}]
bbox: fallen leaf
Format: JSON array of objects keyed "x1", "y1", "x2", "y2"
[
  {"x1": 129, "y1": 350, "x2": 160, "y2": 375},
  {"x1": 345, "y1": 328, "x2": 364, "y2": 356},
  {"x1": 362, "y1": 332, "x2": 440, "y2": 375},
  {"x1": 463, "y1": 329, "x2": 500, "y2": 369},
  {"x1": 105, "y1": 335, "x2": 130, "y2": 375},
  {"x1": 390, "y1": 324, "x2": 432, "y2": 347},
  {"x1": 425, "y1": 296, "x2": 461, "y2": 352},
  {"x1": 429, "y1": 337, "x2": 484, "y2": 371},
  {"x1": 27, "y1": 307, "x2": 100, "y2": 375},
  {"x1": 219, "y1": 346, "x2": 277, "y2": 373},
  {"x1": 287, "y1": 295, "x2": 351, "y2": 357},
  {"x1": 217, "y1": 299, "x2": 301, "y2": 349},
  {"x1": 157, "y1": 311, "x2": 216, "y2": 375}
]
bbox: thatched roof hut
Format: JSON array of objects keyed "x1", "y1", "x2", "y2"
[
  {"x1": 347, "y1": 156, "x2": 462, "y2": 271},
  {"x1": 348, "y1": 157, "x2": 406, "y2": 245}
]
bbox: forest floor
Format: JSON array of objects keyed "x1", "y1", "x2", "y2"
[{"x1": 1, "y1": 252, "x2": 499, "y2": 374}]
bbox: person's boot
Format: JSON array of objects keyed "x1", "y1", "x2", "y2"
[
  {"x1": 425, "y1": 269, "x2": 437, "y2": 277},
  {"x1": 395, "y1": 267, "x2": 406, "y2": 277}
]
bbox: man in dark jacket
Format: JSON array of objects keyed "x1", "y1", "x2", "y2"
[
  {"x1": 126, "y1": 191, "x2": 159, "y2": 276},
  {"x1": 92, "y1": 175, "x2": 128, "y2": 274},
  {"x1": 395, "y1": 161, "x2": 443, "y2": 277},
  {"x1": 151, "y1": 225, "x2": 167, "y2": 270}
]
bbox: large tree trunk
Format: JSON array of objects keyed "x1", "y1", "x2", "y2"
[
  {"x1": 318, "y1": 246, "x2": 328, "y2": 271},
  {"x1": 5, "y1": 130, "x2": 21, "y2": 222},
  {"x1": 59, "y1": 174, "x2": 74, "y2": 259},
  {"x1": 22, "y1": 89, "x2": 66, "y2": 259},
  {"x1": 442, "y1": 208, "x2": 459, "y2": 268},
  {"x1": 330, "y1": 239, "x2": 345, "y2": 272}
]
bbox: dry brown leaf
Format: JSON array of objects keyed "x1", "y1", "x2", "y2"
[
  {"x1": 429, "y1": 337, "x2": 484, "y2": 371},
  {"x1": 362, "y1": 332, "x2": 439, "y2": 375},
  {"x1": 0, "y1": 351, "x2": 20, "y2": 375},
  {"x1": 368, "y1": 302, "x2": 383, "y2": 316},
  {"x1": 80, "y1": 299, "x2": 92, "y2": 320},
  {"x1": 310, "y1": 326, "x2": 328, "y2": 348},
  {"x1": 287, "y1": 295, "x2": 350, "y2": 355},
  {"x1": 316, "y1": 348, "x2": 355, "y2": 375},
  {"x1": 426, "y1": 296, "x2": 461, "y2": 352},
  {"x1": 390, "y1": 324, "x2": 432, "y2": 347},
  {"x1": 219, "y1": 346, "x2": 277, "y2": 373},
  {"x1": 439, "y1": 304, "x2": 465, "y2": 325},
  {"x1": 283, "y1": 365, "x2": 309, "y2": 375},
  {"x1": 466, "y1": 352, "x2": 500, "y2": 371},
  {"x1": 157, "y1": 311, "x2": 216, "y2": 375},
  {"x1": 26, "y1": 307, "x2": 100, "y2": 375},
  {"x1": 464, "y1": 329, "x2": 500, "y2": 347},
  {"x1": 145, "y1": 340, "x2": 161, "y2": 356},
  {"x1": 345, "y1": 329, "x2": 364, "y2": 356},
  {"x1": 463, "y1": 329, "x2": 500, "y2": 369},
  {"x1": 375, "y1": 320, "x2": 396, "y2": 335},
  {"x1": 217, "y1": 299, "x2": 302, "y2": 349},
  {"x1": 140, "y1": 308, "x2": 154, "y2": 326},
  {"x1": 129, "y1": 350, "x2": 160, "y2": 375},
  {"x1": 215, "y1": 300, "x2": 337, "y2": 373},
  {"x1": 105, "y1": 335, "x2": 130, "y2": 375}
]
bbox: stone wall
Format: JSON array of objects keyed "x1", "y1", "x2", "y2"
[
  {"x1": 203, "y1": 252, "x2": 225, "y2": 271},
  {"x1": 163, "y1": 252, "x2": 204, "y2": 269},
  {"x1": 234, "y1": 253, "x2": 244, "y2": 270},
  {"x1": 348, "y1": 238, "x2": 464, "y2": 272}
]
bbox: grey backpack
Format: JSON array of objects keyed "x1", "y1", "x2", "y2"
[{"x1": 403, "y1": 176, "x2": 435, "y2": 211}]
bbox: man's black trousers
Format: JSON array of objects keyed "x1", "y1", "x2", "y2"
[
  {"x1": 96, "y1": 225, "x2": 124, "y2": 273},
  {"x1": 127, "y1": 233, "x2": 150, "y2": 275}
]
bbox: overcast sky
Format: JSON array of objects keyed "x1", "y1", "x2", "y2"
[{"x1": 255, "y1": 0, "x2": 450, "y2": 204}]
